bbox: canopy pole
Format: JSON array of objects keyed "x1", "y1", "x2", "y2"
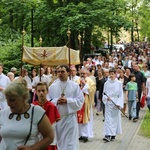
[
  {"x1": 67, "y1": 27, "x2": 71, "y2": 79},
  {"x1": 39, "y1": 35, "x2": 43, "y2": 81},
  {"x1": 78, "y1": 32, "x2": 82, "y2": 63},
  {"x1": 21, "y1": 29, "x2": 25, "y2": 76},
  {"x1": 39, "y1": 64, "x2": 42, "y2": 81}
]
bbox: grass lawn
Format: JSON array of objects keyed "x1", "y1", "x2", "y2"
[{"x1": 139, "y1": 109, "x2": 150, "y2": 138}]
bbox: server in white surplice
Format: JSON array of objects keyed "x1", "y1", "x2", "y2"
[{"x1": 102, "y1": 68, "x2": 124, "y2": 142}]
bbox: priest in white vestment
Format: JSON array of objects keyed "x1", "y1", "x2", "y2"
[
  {"x1": 47, "y1": 65, "x2": 84, "y2": 150},
  {"x1": 75, "y1": 68, "x2": 96, "y2": 142},
  {"x1": 102, "y1": 68, "x2": 124, "y2": 142}
]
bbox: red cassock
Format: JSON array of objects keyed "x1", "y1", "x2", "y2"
[
  {"x1": 33, "y1": 100, "x2": 61, "y2": 150},
  {"x1": 77, "y1": 103, "x2": 85, "y2": 123},
  {"x1": 77, "y1": 80, "x2": 85, "y2": 124}
]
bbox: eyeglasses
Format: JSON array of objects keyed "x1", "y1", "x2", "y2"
[{"x1": 57, "y1": 70, "x2": 65, "y2": 73}]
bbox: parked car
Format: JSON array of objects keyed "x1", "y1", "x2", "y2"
[
  {"x1": 113, "y1": 44, "x2": 125, "y2": 51},
  {"x1": 83, "y1": 53, "x2": 100, "y2": 61},
  {"x1": 83, "y1": 48, "x2": 109, "y2": 61}
]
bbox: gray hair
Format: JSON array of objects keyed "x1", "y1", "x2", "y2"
[
  {"x1": 10, "y1": 67, "x2": 17, "y2": 72},
  {"x1": 80, "y1": 68, "x2": 88, "y2": 73},
  {"x1": 7, "y1": 72, "x2": 14, "y2": 77},
  {"x1": 103, "y1": 68, "x2": 109, "y2": 72},
  {"x1": 4, "y1": 78, "x2": 29, "y2": 101}
]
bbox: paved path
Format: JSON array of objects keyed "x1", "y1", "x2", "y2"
[{"x1": 79, "y1": 107, "x2": 150, "y2": 150}]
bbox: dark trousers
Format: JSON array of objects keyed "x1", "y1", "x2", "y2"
[
  {"x1": 101, "y1": 101, "x2": 105, "y2": 117},
  {"x1": 94, "y1": 92, "x2": 97, "y2": 107}
]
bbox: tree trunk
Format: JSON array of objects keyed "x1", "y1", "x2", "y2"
[
  {"x1": 9, "y1": 10, "x2": 13, "y2": 28},
  {"x1": 83, "y1": 27, "x2": 92, "y2": 55}
]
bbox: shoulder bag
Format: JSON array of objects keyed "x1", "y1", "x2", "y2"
[{"x1": 24, "y1": 106, "x2": 35, "y2": 145}]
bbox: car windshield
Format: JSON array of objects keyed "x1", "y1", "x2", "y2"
[{"x1": 113, "y1": 44, "x2": 125, "y2": 51}]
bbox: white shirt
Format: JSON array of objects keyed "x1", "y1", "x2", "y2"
[
  {"x1": 146, "y1": 78, "x2": 150, "y2": 97},
  {"x1": 128, "y1": 60, "x2": 132, "y2": 68},
  {"x1": 15, "y1": 76, "x2": 32, "y2": 90},
  {"x1": 71, "y1": 75, "x2": 80, "y2": 82},
  {"x1": 32, "y1": 74, "x2": 50, "y2": 87},
  {"x1": 0, "y1": 105, "x2": 45, "y2": 150},
  {"x1": 0, "y1": 73, "x2": 10, "y2": 103}
]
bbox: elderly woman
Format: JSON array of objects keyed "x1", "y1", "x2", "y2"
[
  {"x1": 0, "y1": 79, "x2": 54, "y2": 150},
  {"x1": 7, "y1": 72, "x2": 15, "y2": 81}
]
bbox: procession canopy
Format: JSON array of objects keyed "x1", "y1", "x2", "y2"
[{"x1": 22, "y1": 46, "x2": 80, "y2": 66}]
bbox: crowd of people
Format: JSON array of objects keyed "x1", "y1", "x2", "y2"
[{"x1": 0, "y1": 42, "x2": 150, "y2": 149}]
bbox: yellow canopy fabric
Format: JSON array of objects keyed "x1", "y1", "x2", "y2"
[{"x1": 22, "y1": 46, "x2": 80, "y2": 66}]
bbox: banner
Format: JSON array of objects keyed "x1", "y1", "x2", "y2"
[{"x1": 22, "y1": 46, "x2": 80, "y2": 66}]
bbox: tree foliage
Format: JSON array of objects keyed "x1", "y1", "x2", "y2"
[
  {"x1": 139, "y1": 0, "x2": 150, "y2": 40},
  {"x1": 0, "y1": 0, "x2": 148, "y2": 71}
]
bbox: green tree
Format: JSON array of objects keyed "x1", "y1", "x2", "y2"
[
  {"x1": 0, "y1": 0, "x2": 144, "y2": 70},
  {"x1": 139, "y1": 0, "x2": 150, "y2": 41}
]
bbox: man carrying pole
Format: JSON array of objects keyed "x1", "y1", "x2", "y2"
[{"x1": 102, "y1": 68, "x2": 124, "y2": 142}]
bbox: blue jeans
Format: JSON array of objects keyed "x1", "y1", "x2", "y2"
[{"x1": 128, "y1": 100, "x2": 136, "y2": 118}]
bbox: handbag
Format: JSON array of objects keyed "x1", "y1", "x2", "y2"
[
  {"x1": 24, "y1": 106, "x2": 35, "y2": 145},
  {"x1": 140, "y1": 95, "x2": 146, "y2": 108}
]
